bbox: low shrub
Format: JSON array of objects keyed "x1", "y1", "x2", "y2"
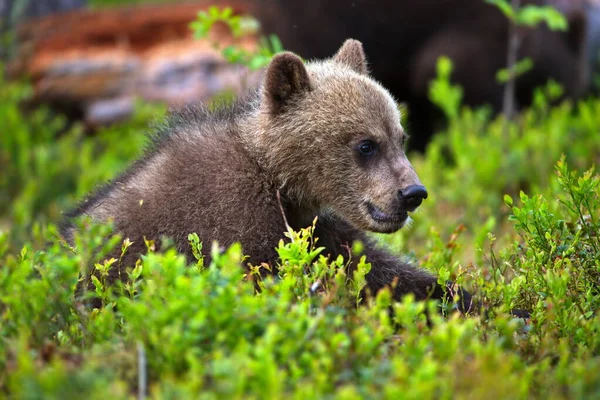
[{"x1": 1, "y1": 52, "x2": 599, "y2": 397}]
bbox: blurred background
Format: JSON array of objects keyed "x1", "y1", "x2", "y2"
[
  {"x1": 1, "y1": 0, "x2": 598, "y2": 146},
  {"x1": 2, "y1": 0, "x2": 600, "y2": 251},
  {"x1": 4, "y1": 3, "x2": 600, "y2": 396}
]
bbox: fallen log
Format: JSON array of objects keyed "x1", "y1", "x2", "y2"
[{"x1": 7, "y1": 1, "x2": 259, "y2": 127}]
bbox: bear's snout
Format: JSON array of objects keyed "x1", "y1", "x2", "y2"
[{"x1": 398, "y1": 185, "x2": 428, "y2": 211}]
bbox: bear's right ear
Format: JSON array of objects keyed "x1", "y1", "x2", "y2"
[
  {"x1": 333, "y1": 39, "x2": 368, "y2": 75},
  {"x1": 263, "y1": 52, "x2": 312, "y2": 115}
]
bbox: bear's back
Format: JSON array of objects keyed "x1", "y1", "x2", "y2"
[{"x1": 63, "y1": 103, "x2": 287, "y2": 273}]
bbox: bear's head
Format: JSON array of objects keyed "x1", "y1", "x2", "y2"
[{"x1": 252, "y1": 39, "x2": 427, "y2": 233}]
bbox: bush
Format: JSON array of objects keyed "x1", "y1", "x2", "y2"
[
  {"x1": 1, "y1": 54, "x2": 600, "y2": 397},
  {"x1": 2, "y1": 159, "x2": 600, "y2": 397},
  {"x1": 385, "y1": 60, "x2": 600, "y2": 279},
  {"x1": 0, "y1": 66, "x2": 166, "y2": 250}
]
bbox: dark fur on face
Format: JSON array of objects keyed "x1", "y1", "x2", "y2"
[{"x1": 62, "y1": 40, "x2": 464, "y2": 311}]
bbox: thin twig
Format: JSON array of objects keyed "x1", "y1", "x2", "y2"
[
  {"x1": 276, "y1": 189, "x2": 293, "y2": 238},
  {"x1": 137, "y1": 342, "x2": 147, "y2": 400}
]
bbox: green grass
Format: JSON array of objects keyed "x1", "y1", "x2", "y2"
[{"x1": 1, "y1": 59, "x2": 600, "y2": 398}]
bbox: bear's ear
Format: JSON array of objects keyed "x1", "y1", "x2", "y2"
[
  {"x1": 333, "y1": 39, "x2": 368, "y2": 75},
  {"x1": 263, "y1": 52, "x2": 312, "y2": 115}
]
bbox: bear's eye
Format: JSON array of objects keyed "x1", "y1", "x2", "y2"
[{"x1": 358, "y1": 140, "x2": 377, "y2": 156}]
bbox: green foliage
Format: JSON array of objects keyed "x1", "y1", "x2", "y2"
[
  {"x1": 2, "y1": 11, "x2": 600, "y2": 394},
  {"x1": 496, "y1": 57, "x2": 533, "y2": 83},
  {"x1": 486, "y1": 0, "x2": 519, "y2": 20},
  {"x1": 504, "y1": 158, "x2": 600, "y2": 341},
  {"x1": 2, "y1": 159, "x2": 600, "y2": 397},
  {"x1": 485, "y1": 0, "x2": 567, "y2": 102},
  {"x1": 189, "y1": 6, "x2": 255, "y2": 39},
  {"x1": 189, "y1": 6, "x2": 283, "y2": 70},
  {"x1": 406, "y1": 58, "x2": 600, "y2": 238},
  {"x1": 428, "y1": 56, "x2": 463, "y2": 120},
  {"x1": 517, "y1": 5, "x2": 568, "y2": 30},
  {"x1": 0, "y1": 67, "x2": 166, "y2": 250},
  {"x1": 485, "y1": 0, "x2": 568, "y2": 30},
  {"x1": 221, "y1": 35, "x2": 284, "y2": 71}
]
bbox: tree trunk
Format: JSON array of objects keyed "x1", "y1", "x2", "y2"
[{"x1": 503, "y1": 0, "x2": 521, "y2": 125}]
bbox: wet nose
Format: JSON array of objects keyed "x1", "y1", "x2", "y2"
[{"x1": 399, "y1": 185, "x2": 428, "y2": 210}]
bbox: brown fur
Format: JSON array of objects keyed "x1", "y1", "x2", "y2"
[{"x1": 62, "y1": 40, "x2": 458, "y2": 307}]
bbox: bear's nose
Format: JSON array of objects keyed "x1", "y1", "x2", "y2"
[{"x1": 399, "y1": 185, "x2": 428, "y2": 210}]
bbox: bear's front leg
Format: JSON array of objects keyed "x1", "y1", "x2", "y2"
[
  {"x1": 312, "y1": 215, "x2": 474, "y2": 313},
  {"x1": 360, "y1": 241, "x2": 475, "y2": 314}
]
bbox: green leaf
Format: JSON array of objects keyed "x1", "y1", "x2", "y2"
[
  {"x1": 131, "y1": 263, "x2": 143, "y2": 280},
  {"x1": 269, "y1": 34, "x2": 284, "y2": 54},
  {"x1": 496, "y1": 57, "x2": 534, "y2": 83},
  {"x1": 485, "y1": 0, "x2": 516, "y2": 21},
  {"x1": 429, "y1": 56, "x2": 463, "y2": 119},
  {"x1": 516, "y1": 5, "x2": 568, "y2": 30},
  {"x1": 208, "y1": 6, "x2": 220, "y2": 18},
  {"x1": 221, "y1": 7, "x2": 233, "y2": 19},
  {"x1": 91, "y1": 275, "x2": 103, "y2": 292}
]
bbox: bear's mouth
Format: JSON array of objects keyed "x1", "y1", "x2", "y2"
[{"x1": 366, "y1": 202, "x2": 408, "y2": 225}]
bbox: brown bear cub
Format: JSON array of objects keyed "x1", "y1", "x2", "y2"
[{"x1": 61, "y1": 40, "x2": 471, "y2": 311}]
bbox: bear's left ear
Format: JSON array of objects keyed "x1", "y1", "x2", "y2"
[
  {"x1": 263, "y1": 52, "x2": 312, "y2": 115},
  {"x1": 333, "y1": 39, "x2": 368, "y2": 75}
]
